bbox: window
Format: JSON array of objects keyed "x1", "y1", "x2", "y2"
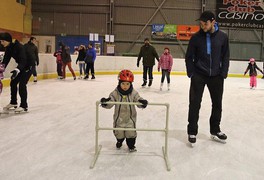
[{"x1": 16, "y1": 0, "x2": 25, "y2": 5}]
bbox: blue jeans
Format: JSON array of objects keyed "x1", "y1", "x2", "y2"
[
  {"x1": 161, "y1": 69, "x2": 170, "y2": 83},
  {"x1": 79, "y1": 63, "x2": 86, "y2": 75}
]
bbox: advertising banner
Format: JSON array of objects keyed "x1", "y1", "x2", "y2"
[
  {"x1": 216, "y1": 0, "x2": 264, "y2": 29},
  {"x1": 151, "y1": 24, "x2": 177, "y2": 40},
  {"x1": 177, "y1": 25, "x2": 200, "y2": 40}
]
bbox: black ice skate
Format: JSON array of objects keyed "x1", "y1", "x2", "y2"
[
  {"x1": 188, "y1": 135, "x2": 196, "y2": 147},
  {"x1": 141, "y1": 80, "x2": 147, "y2": 87},
  {"x1": 211, "y1": 132, "x2": 227, "y2": 144},
  {"x1": 116, "y1": 142, "x2": 122, "y2": 149},
  {"x1": 129, "y1": 147, "x2": 137, "y2": 152},
  {"x1": 84, "y1": 75, "x2": 89, "y2": 79},
  {"x1": 148, "y1": 80, "x2": 152, "y2": 87}
]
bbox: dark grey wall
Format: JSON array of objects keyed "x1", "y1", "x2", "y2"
[{"x1": 32, "y1": 0, "x2": 264, "y2": 61}]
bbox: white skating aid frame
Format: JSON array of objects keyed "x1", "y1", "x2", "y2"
[{"x1": 90, "y1": 101, "x2": 171, "y2": 171}]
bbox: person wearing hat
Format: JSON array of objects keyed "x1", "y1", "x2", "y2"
[
  {"x1": 100, "y1": 69, "x2": 148, "y2": 152},
  {"x1": 185, "y1": 11, "x2": 230, "y2": 145},
  {"x1": 137, "y1": 38, "x2": 159, "y2": 87},
  {"x1": 0, "y1": 32, "x2": 33, "y2": 113},
  {"x1": 244, "y1": 58, "x2": 264, "y2": 89},
  {"x1": 24, "y1": 37, "x2": 39, "y2": 82}
]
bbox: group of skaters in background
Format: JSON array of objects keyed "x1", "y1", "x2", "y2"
[{"x1": 53, "y1": 42, "x2": 96, "y2": 80}]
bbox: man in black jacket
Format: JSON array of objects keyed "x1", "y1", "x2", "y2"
[
  {"x1": 0, "y1": 32, "x2": 33, "y2": 112},
  {"x1": 24, "y1": 37, "x2": 39, "y2": 82},
  {"x1": 137, "y1": 38, "x2": 159, "y2": 87},
  {"x1": 185, "y1": 11, "x2": 230, "y2": 145}
]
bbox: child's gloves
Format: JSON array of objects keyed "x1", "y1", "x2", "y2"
[
  {"x1": 100, "y1": 97, "x2": 111, "y2": 107},
  {"x1": 138, "y1": 99, "x2": 148, "y2": 108}
]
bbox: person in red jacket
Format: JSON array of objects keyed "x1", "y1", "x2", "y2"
[
  {"x1": 53, "y1": 48, "x2": 63, "y2": 79},
  {"x1": 158, "y1": 47, "x2": 173, "y2": 91}
]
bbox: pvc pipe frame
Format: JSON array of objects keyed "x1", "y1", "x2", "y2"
[{"x1": 90, "y1": 101, "x2": 171, "y2": 171}]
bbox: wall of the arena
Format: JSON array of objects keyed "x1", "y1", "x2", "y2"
[
  {"x1": 2, "y1": 54, "x2": 263, "y2": 87},
  {"x1": 31, "y1": 0, "x2": 264, "y2": 61},
  {"x1": 0, "y1": 0, "x2": 32, "y2": 35}
]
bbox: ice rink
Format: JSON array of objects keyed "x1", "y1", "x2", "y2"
[{"x1": 0, "y1": 74, "x2": 264, "y2": 180}]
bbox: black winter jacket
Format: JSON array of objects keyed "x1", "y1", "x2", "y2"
[
  {"x1": 24, "y1": 41, "x2": 39, "y2": 66},
  {"x1": 185, "y1": 28, "x2": 230, "y2": 78},
  {"x1": 137, "y1": 44, "x2": 159, "y2": 66},
  {"x1": 244, "y1": 63, "x2": 263, "y2": 76},
  {"x1": 3, "y1": 40, "x2": 30, "y2": 71}
]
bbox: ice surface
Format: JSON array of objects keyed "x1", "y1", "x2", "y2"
[{"x1": 0, "y1": 75, "x2": 264, "y2": 180}]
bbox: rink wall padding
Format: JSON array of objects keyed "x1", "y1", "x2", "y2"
[{"x1": 1, "y1": 54, "x2": 262, "y2": 87}]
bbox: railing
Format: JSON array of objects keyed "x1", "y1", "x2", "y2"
[{"x1": 90, "y1": 101, "x2": 171, "y2": 171}]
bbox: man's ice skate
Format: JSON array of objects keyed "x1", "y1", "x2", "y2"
[
  {"x1": 129, "y1": 147, "x2": 137, "y2": 152},
  {"x1": 188, "y1": 135, "x2": 196, "y2": 147},
  {"x1": 14, "y1": 107, "x2": 28, "y2": 113},
  {"x1": 141, "y1": 80, "x2": 147, "y2": 87},
  {"x1": 148, "y1": 80, "x2": 152, "y2": 87},
  {"x1": 3, "y1": 104, "x2": 17, "y2": 111},
  {"x1": 84, "y1": 75, "x2": 89, "y2": 80},
  {"x1": 211, "y1": 132, "x2": 227, "y2": 144}
]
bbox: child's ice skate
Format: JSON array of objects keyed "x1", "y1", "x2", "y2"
[
  {"x1": 211, "y1": 132, "x2": 227, "y2": 144},
  {"x1": 188, "y1": 135, "x2": 196, "y2": 147},
  {"x1": 116, "y1": 142, "x2": 122, "y2": 149},
  {"x1": 129, "y1": 146, "x2": 137, "y2": 152}
]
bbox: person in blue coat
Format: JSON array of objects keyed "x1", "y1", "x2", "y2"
[{"x1": 84, "y1": 43, "x2": 96, "y2": 79}]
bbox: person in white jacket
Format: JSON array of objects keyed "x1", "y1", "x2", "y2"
[{"x1": 101, "y1": 69, "x2": 148, "y2": 152}]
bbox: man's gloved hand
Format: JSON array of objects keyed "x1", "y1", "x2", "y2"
[
  {"x1": 100, "y1": 97, "x2": 111, "y2": 107},
  {"x1": 138, "y1": 99, "x2": 148, "y2": 108},
  {"x1": 137, "y1": 60, "x2": 139, "y2": 67},
  {"x1": 10, "y1": 68, "x2": 20, "y2": 80}
]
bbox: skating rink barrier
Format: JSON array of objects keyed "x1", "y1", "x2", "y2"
[{"x1": 90, "y1": 101, "x2": 171, "y2": 171}]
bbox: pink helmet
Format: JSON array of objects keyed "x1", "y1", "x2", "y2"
[{"x1": 249, "y1": 58, "x2": 255, "y2": 62}]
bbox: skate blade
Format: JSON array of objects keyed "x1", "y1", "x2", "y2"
[
  {"x1": 211, "y1": 135, "x2": 226, "y2": 144},
  {"x1": 189, "y1": 142, "x2": 195, "y2": 148},
  {"x1": 3, "y1": 107, "x2": 17, "y2": 111}
]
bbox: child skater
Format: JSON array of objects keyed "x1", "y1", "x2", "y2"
[
  {"x1": 244, "y1": 58, "x2": 263, "y2": 89},
  {"x1": 158, "y1": 47, "x2": 173, "y2": 91},
  {"x1": 100, "y1": 69, "x2": 148, "y2": 152}
]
